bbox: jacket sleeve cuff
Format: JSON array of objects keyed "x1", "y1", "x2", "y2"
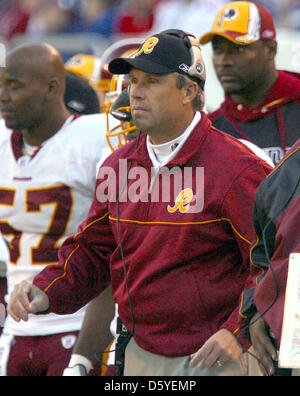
[{"x1": 220, "y1": 311, "x2": 252, "y2": 351}]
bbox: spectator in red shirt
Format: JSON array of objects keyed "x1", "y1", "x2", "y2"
[
  {"x1": 114, "y1": 0, "x2": 159, "y2": 36},
  {"x1": 0, "y1": 0, "x2": 32, "y2": 41}
]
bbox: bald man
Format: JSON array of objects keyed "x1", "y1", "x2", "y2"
[
  {"x1": 1, "y1": 44, "x2": 68, "y2": 142},
  {"x1": 0, "y1": 44, "x2": 109, "y2": 376}
]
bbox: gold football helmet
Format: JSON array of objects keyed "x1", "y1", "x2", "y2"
[
  {"x1": 65, "y1": 53, "x2": 108, "y2": 111},
  {"x1": 103, "y1": 38, "x2": 143, "y2": 151},
  {"x1": 65, "y1": 38, "x2": 143, "y2": 115},
  {"x1": 106, "y1": 85, "x2": 138, "y2": 152}
]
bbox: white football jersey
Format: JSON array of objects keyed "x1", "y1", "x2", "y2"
[
  {"x1": 0, "y1": 114, "x2": 110, "y2": 336},
  {"x1": 0, "y1": 233, "x2": 8, "y2": 277}
]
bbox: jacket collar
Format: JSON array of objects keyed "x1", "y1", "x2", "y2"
[
  {"x1": 223, "y1": 70, "x2": 300, "y2": 122},
  {"x1": 126, "y1": 111, "x2": 211, "y2": 168}
]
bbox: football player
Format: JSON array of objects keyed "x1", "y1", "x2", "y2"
[{"x1": 0, "y1": 43, "x2": 109, "y2": 376}]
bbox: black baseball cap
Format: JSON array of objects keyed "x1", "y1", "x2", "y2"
[
  {"x1": 64, "y1": 73, "x2": 100, "y2": 115},
  {"x1": 108, "y1": 32, "x2": 206, "y2": 89}
]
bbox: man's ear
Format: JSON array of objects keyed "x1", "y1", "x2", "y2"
[
  {"x1": 47, "y1": 77, "x2": 60, "y2": 98},
  {"x1": 183, "y1": 81, "x2": 198, "y2": 104},
  {"x1": 265, "y1": 40, "x2": 277, "y2": 61}
]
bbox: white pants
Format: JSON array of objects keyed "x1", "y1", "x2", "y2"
[{"x1": 0, "y1": 333, "x2": 14, "y2": 376}]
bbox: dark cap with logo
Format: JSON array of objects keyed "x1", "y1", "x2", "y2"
[{"x1": 108, "y1": 31, "x2": 206, "y2": 89}]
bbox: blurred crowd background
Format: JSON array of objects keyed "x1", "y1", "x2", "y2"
[
  {"x1": 1, "y1": 0, "x2": 300, "y2": 48},
  {"x1": 0, "y1": 0, "x2": 299, "y2": 111}
]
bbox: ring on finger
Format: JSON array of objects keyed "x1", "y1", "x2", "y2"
[{"x1": 216, "y1": 359, "x2": 223, "y2": 367}]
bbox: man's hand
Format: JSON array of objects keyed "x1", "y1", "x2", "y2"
[
  {"x1": 249, "y1": 313, "x2": 277, "y2": 376},
  {"x1": 8, "y1": 280, "x2": 50, "y2": 322},
  {"x1": 189, "y1": 329, "x2": 243, "y2": 369}
]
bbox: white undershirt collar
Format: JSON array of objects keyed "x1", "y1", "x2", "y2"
[{"x1": 147, "y1": 111, "x2": 201, "y2": 170}]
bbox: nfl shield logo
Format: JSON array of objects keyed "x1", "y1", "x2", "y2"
[{"x1": 61, "y1": 335, "x2": 77, "y2": 350}]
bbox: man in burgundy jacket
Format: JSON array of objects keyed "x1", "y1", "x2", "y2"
[
  {"x1": 200, "y1": 1, "x2": 300, "y2": 166},
  {"x1": 8, "y1": 30, "x2": 271, "y2": 376},
  {"x1": 240, "y1": 138, "x2": 300, "y2": 376}
]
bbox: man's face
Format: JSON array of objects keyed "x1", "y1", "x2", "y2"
[
  {"x1": 128, "y1": 69, "x2": 187, "y2": 144},
  {"x1": 212, "y1": 36, "x2": 270, "y2": 96},
  {"x1": 0, "y1": 59, "x2": 48, "y2": 130}
]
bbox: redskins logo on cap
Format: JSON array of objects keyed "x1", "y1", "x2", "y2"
[
  {"x1": 224, "y1": 8, "x2": 238, "y2": 20},
  {"x1": 135, "y1": 37, "x2": 159, "y2": 57},
  {"x1": 218, "y1": 7, "x2": 238, "y2": 26}
]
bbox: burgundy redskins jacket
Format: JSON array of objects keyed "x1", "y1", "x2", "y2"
[
  {"x1": 240, "y1": 138, "x2": 300, "y2": 345},
  {"x1": 33, "y1": 113, "x2": 271, "y2": 357}
]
